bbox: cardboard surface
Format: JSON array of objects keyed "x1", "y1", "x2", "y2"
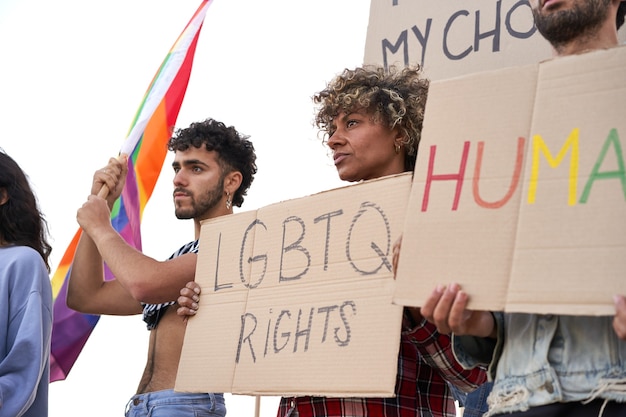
[
  {"x1": 364, "y1": 0, "x2": 626, "y2": 81},
  {"x1": 394, "y1": 46, "x2": 626, "y2": 316},
  {"x1": 176, "y1": 173, "x2": 412, "y2": 396}
]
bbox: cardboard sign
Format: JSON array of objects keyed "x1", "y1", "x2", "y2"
[
  {"x1": 394, "y1": 46, "x2": 626, "y2": 316},
  {"x1": 176, "y1": 173, "x2": 412, "y2": 396},
  {"x1": 364, "y1": 0, "x2": 626, "y2": 81}
]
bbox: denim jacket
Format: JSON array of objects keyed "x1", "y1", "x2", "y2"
[{"x1": 452, "y1": 312, "x2": 626, "y2": 416}]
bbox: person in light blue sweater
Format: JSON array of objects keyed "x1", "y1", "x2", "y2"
[{"x1": 0, "y1": 149, "x2": 53, "y2": 417}]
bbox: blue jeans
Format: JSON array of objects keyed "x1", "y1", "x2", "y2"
[
  {"x1": 448, "y1": 381, "x2": 492, "y2": 417},
  {"x1": 462, "y1": 382, "x2": 492, "y2": 417},
  {"x1": 124, "y1": 390, "x2": 226, "y2": 417}
]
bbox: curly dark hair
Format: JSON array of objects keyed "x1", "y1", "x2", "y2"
[
  {"x1": 618, "y1": 1, "x2": 626, "y2": 29},
  {"x1": 0, "y1": 149, "x2": 52, "y2": 271},
  {"x1": 313, "y1": 64, "x2": 429, "y2": 172},
  {"x1": 167, "y1": 118, "x2": 257, "y2": 207}
]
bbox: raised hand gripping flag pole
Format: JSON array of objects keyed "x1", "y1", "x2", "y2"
[{"x1": 49, "y1": 0, "x2": 213, "y2": 382}]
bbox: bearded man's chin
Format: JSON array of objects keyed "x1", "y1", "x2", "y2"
[{"x1": 175, "y1": 210, "x2": 194, "y2": 220}]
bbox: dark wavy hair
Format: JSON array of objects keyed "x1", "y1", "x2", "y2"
[
  {"x1": 167, "y1": 118, "x2": 257, "y2": 207},
  {"x1": 0, "y1": 149, "x2": 52, "y2": 271},
  {"x1": 618, "y1": 1, "x2": 626, "y2": 29},
  {"x1": 313, "y1": 64, "x2": 429, "y2": 173}
]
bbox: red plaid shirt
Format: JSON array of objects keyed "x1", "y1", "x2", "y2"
[{"x1": 276, "y1": 310, "x2": 487, "y2": 417}]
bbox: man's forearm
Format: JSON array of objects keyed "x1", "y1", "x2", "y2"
[
  {"x1": 88, "y1": 224, "x2": 196, "y2": 303},
  {"x1": 66, "y1": 231, "x2": 105, "y2": 311}
]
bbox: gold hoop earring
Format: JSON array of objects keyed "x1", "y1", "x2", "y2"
[{"x1": 394, "y1": 143, "x2": 401, "y2": 154}]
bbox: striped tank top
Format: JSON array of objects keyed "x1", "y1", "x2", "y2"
[{"x1": 142, "y1": 239, "x2": 199, "y2": 330}]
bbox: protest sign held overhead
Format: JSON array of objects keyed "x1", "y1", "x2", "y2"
[{"x1": 364, "y1": 0, "x2": 626, "y2": 80}]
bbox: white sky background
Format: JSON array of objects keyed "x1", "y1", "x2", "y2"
[{"x1": 0, "y1": 0, "x2": 370, "y2": 415}]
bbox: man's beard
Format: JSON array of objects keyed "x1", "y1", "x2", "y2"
[
  {"x1": 532, "y1": 0, "x2": 611, "y2": 50},
  {"x1": 175, "y1": 175, "x2": 225, "y2": 220}
]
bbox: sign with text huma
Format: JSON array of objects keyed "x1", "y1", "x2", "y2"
[{"x1": 394, "y1": 46, "x2": 626, "y2": 316}]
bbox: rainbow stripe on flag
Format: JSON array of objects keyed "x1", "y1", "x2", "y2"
[{"x1": 49, "y1": 0, "x2": 214, "y2": 382}]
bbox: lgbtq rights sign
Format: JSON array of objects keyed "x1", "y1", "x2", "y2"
[
  {"x1": 394, "y1": 46, "x2": 626, "y2": 316},
  {"x1": 177, "y1": 174, "x2": 412, "y2": 396}
]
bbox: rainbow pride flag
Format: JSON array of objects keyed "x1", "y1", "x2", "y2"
[{"x1": 49, "y1": 0, "x2": 214, "y2": 382}]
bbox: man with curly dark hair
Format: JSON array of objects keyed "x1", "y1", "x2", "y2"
[
  {"x1": 0, "y1": 149, "x2": 53, "y2": 417},
  {"x1": 67, "y1": 118, "x2": 257, "y2": 417}
]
